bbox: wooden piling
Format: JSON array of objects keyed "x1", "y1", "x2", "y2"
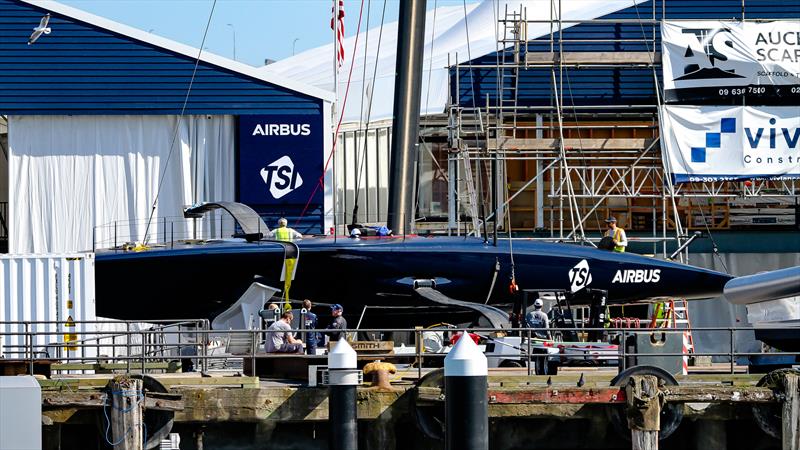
[
  {"x1": 784, "y1": 373, "x2": 799, "y2": 450},
  {"x1": 109, "y1": 377, "x2": 143, "y2": 450},
  {"x1": 626, "y1": 375, "x2": 662, "y2": 450}
]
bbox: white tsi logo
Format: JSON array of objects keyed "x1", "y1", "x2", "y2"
[
  {"x1": 260, "y1": 155, "x2": 303, "y2": 199},
  {"x1": 612, "y1": 269, "x2": 661, "y2": 284},
  {"x1": 569, "y1": 259, "x2": 593, "y2": 293}
]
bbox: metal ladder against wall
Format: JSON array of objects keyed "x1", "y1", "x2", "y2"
[
  {"x1": 496, "y1": 5, "x2": 526, "y2": 140},
  {"x1": 459, "y1": 140, "x2": 483, "y2": 237}
]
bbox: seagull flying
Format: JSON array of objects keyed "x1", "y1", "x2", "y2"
[{"x1": 28, "y1": 13, "x2": 51, "y2": 45}]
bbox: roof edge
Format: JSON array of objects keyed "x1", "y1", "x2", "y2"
[{"x1": 18, "y1": 0, "x2": 335, "y2": 103}]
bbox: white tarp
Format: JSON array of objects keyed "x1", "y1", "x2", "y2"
[
  {"x1": 661, "y1": 105, "x2": 800, "y2": 183},
  {"x1": 262, "y1": 0, "x2": 647, "y2": 123},
  {"x1": 8, "y1": 115, "x2": 235, "y2": 253},
  {"x1": 662, "y1": 21, "x2": 800, "y2": 102}
]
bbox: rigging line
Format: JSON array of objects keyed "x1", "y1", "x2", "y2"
[
  {"x1": 563, "y1": 70, "x2": 604, "y2": 235},
  {"x1": 550, "y1": 4, "x2": 584, "y2": 245},
  {"x1": 462, "y1": 0, "x2": 487, "y2": 238},
  {"x1": 296, "y1": 0, "x2": 367, "y2": 226},
  {"x1": 412, "y1": 0, "x2": 444, "y2": 223},
  {"x1": 351, "y1": 0, "x2": 372, "y2": 224},
  {"x1": 351, "y1": 0, "x2": 388, "y2": 224},
  {"x1": 142, "y1": 0, "x2": 218, "y2": 246},
  {"x1": 630, "y1": 0, "x2": 686, "y2": 257},
  {"x1": 691, "y1": 196, "x2": 730, "y2": 273}
]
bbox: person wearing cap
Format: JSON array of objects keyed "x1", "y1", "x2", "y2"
[
  {"x1": 525, "y1": 298, "x2": 550, "y2": 339},
  {"x1": 326, "y1": 304, "x2": 348, "y2": 342},
  {"x1": 265, "y1": 310, "x2": 304, "y2": 354},
  {"x1": 268, "y1": 217, "x2": 302, "y2": 241},
  {"x1": 605, "y1": 216, "x2": 627, "y2": 253}
]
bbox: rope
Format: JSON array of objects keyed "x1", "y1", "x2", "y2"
[
  {"x1": 142, "y1": 0, "x2": 218, "y2": 246},
  {"x1": 413, "y1": 0, "x2": 442, "y2": 223},
  {"x1": 351, "y1": 0, "x2": 372, "y2": 225},
  {"x1": 297, "y1": 0, "x2": 367, "y2": 226},
  {"x1": 352, "y1": 0, "x2": 389, "y2": 225},
  {"x1": 102, "y1": 389, "x2": 145, "y2": 446},
  {"x1": 630, "y1": 0, "x2": 687, "y2": 258}
]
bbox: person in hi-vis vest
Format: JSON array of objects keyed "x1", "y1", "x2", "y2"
[
  {"x1": 604, "y1": 217, "x2": 627, "y2": 253},
  {"x1": 268, "y1": 217, "x2": 303, "y2": 241}
]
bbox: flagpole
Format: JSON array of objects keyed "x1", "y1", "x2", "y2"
[{"x1": 332, "y1": 0, "x2": 340, "y2": 235}]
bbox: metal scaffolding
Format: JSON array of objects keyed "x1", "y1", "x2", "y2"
[{"x1": 445, "y1": 0, "x2": 800, "y2": 250}]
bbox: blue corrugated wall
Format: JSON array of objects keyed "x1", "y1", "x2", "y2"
[
  {"x1": 453, "y1": 0, "x2": 800, "y2": 107},
  {"x1": 0, "y1": 0, "x2": 322, "y2": 115}
]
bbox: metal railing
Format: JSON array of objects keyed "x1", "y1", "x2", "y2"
[{"x1": 2, "y1": 320, "x2": 798, "y2": 379}]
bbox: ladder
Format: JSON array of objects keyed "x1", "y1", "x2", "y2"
[
  {"x1": 496, "y1": 5, "x2": 526, "y2": 139},
  {"x1": 460, "y1": 146, "x2": 482, "y2": 237},
  {"x1": 670, "y1": 298, "x2": 695, "y2": 353}
]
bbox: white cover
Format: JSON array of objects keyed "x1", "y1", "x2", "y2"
[
  {"x1": 262, "y1": 0, "x2": 647, "y2": 123},
  {"x1": 211, "y1": 282, "x2": 280, "y2": 331},
  {"x1": 662, "y1": 21, "x2": 800, "y2": 93},
  {"x1": 746, "y1": 296, "x2": 800, "y2": 325},
  {"x1": 8, "y1": 115, "x2": 235, "y2": 253},
  {"x1": 661, "y1": 105, "x2": 800, "y2": 183}
]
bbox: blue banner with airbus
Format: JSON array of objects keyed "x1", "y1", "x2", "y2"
[
  {"x1": 662, "y1": 21, "x2": 800, "y2": 104},
  {"x1": 237, "y1": 115, "x2": 323, "y2": 206},
  {"x1": 662, "y1": 105, "x2": 800, "y2": 183}
]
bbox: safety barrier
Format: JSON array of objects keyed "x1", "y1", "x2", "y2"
[{"x1": 1, "y1": 320, "x2": 798, "y2": 378}]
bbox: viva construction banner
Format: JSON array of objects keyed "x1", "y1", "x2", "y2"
[
  {"x1": 662, "y1": 105, "x2": 800, "y2": 183},
  {"x1": 662, "y1": 21, "x2": 800, "y2": 103}
]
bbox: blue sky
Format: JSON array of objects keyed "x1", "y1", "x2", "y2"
[{"x1": 60, "y1": 0, "x2": 477, "y2": 67}]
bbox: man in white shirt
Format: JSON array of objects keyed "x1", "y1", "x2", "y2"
[
  {"x1": 265, "y1": 310, "x2": 304, "y2": 354},
  {"x1": 605, "y1": 217, "x2": 628, "y2": 253}
]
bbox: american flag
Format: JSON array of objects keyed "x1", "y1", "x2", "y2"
[{"x1": 331, "y1": 0, "x2": 345, "y2": 70}]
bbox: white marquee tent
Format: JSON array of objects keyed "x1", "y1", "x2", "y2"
[{"x1": 262, "y1": 0, "x2": 647, "y2": 123}]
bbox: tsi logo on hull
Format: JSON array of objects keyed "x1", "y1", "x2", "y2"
[
  {"x1": 260, "y1": 155, "x2": 303, "y2": 199},
  {"x1": 612, "y1": 269, "x2": 661, "y2": 284},
  {"x1": 569, "y1": 259, "x2": 593, "y2": 293}
]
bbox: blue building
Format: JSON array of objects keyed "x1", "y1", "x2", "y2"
[{"x1": 0, "y1": 0, "x2": 334, "y2": 253}]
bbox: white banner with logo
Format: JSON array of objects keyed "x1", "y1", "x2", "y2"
[
  {"x1": 661, "y1": 105, "x2": 800, "y2": 183},
  {"x1": 662, "y1": 21, "x2": 800, "y2": 103}
]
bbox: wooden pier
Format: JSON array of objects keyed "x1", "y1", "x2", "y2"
[{"x1": 37, "y1": 368, "x2": 800, "y2": 450}]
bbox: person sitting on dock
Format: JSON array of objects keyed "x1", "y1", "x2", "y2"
[
  {"x1": 326, "y1": 304, "x2": 348, "y2": 342},
  {"x1": 526, "y1": 298, "x2": 551, "y2": 339},
  {"x1": 265, "y1": 311, "x2": 304, "y2": 354},
  {"x1": 268, "y1": 218, "x2": 303, "y2": 241},
  {"x1": 605, "y1": 217, "x2": 628, "y2": 253}
]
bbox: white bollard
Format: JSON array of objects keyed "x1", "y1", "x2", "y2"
[
  {"x1": 328, "y1": 339, "x2": 360, "y2": 450},
  {"x1": 444, "y1": 332, "x2": 489, "y2": 450}
]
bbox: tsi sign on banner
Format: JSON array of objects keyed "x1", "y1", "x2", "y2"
[
  {"x1": 662, "y1": 21, "x2": 800, "y2": 103},
  {"x1": 237, "y1": 115, "x2": 323, "y2": 207},
  {"x1": 661, "y1": 105, "x2": 800, "y2": 183}
]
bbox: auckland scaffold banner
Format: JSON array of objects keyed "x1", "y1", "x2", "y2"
[
  {"x1": 662, "y1": 21, "x2": 800, "y2": 103},
  {"x1": 661, "y1": 105, "x2": 800, "y2": 183}
]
